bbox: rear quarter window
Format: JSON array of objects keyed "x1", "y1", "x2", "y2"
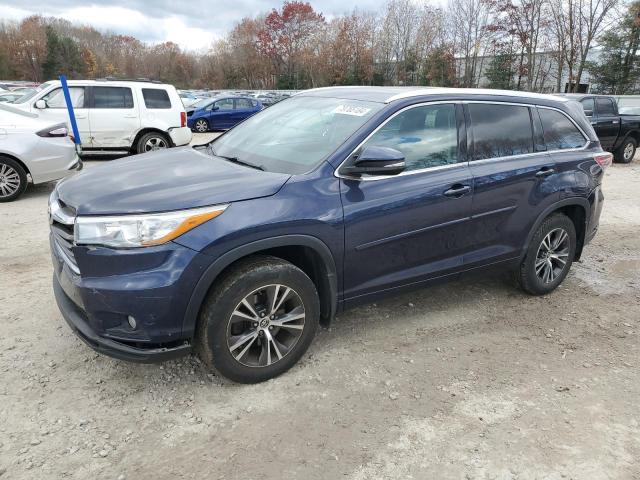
[
  {"x1": 142, "y1": 88, "x2": 172, "y2": 109},
  {"x1": 539, "y1": 108, "x2": 587, "y2": 150}
]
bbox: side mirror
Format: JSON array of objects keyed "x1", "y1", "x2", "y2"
[
  {"x1": 35, "y1": 99, "x2": 47, "y2": 109},
  {"x1": 583, "y1": 109, "x2": 593, "y2": 117},
  {"x1": 341, "y1": 146, "x2": 406, "y2": 176},
  {"x1": 212, "y1": 105, "x2": 219, "y2": 111}
]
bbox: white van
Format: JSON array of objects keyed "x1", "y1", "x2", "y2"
[{"x1": 10, "y1": 79, "x2": 192, "y2": 154}]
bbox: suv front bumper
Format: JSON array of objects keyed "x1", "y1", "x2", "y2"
[{"x1": 53, "y1": 273, "x2": 191, "y2": 362}]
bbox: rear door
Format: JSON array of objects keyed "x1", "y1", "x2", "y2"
[
  {"x1": 341, "y1": 102, "x2": 474, "y2": 302},
  {"x1": 88, "y1": 86, "x2": 140, "y2": 148},
  {"x1": 232, "y1": 98, "x2": 257, "y2": 125},
  {"x1": 594, "y1": 97, "x2": 619, "y2": 149},
  {"x1": 38, "y1": 86, "x2": 91, "y2": 148},
  {"x1": 465, "y1": 102, "x2": 557, "y2": 266}
]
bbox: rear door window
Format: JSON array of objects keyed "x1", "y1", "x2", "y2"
[
  {"x1": 468, "y1": 104, "x2": 533, "y2": 160},
  {"x1": 92, "y1": 87, "x2": 134, "y2": 109},
  {"x1": 596, "y1": 98, "x2": 616, "y2": 116},
  {"x1": 142, "y1": 88, "x2": 171, "y2": 109},
  {"x1": 235, "y1": 98, "x2": 253, "y2": 109},
  {"x1": 539, "y1": 108, "x2": 587, "y2": 150}
]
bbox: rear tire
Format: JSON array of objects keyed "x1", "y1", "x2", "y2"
[
  {"x1": 614, "y1": 137, "x2": 636, "y2": 164},
  {"x1": 193, "y1": 119, "x2": 209, "y2": 133},
  {"x1": 136, "y1": 132, "x2": 170, "y2": 154},
  {"x1": 0, "y1": 156, "x2": 28, "y2": 202},
  {"x1": 517, "y1": 213, "x2": 576, "y2": 295},
  {"x1": 196, "y1": 255, "x2": 320, "y2": 383}
]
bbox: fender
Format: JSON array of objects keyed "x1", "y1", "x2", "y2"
[
  {"x1": 519, "y1": 197, "x2": 591, "y2": 262},
  {"x1": 181, "y1": 234, "x2": 338, "y2": 338}
]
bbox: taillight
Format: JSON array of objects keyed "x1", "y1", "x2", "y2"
[
  {"x1": 180, "y1": 111, "x2": 186, "y2": 128},
  {"x1": 36, "y1": 123, "x2": 69, "y2": 138},
  {"x1": 594, "y1": 152, "x2": 613, "y2": 168}
]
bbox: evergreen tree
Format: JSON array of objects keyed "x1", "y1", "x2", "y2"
[
  {"x1": 587, "y1": 2, "x2": 640, "y2": 94},
  {"x1": 42, "y1": 25, "x2": 86, "y2": 80},
  {"x1": 485, "y1": 51, "x2": 516, "y2": 90}
]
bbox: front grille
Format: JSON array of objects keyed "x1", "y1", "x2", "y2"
[
  {"x1": 50, "y1": 197, "x2": 79, "y2": 274},
  {"x1": 186, "y1": 110, "x2": 194, "y2": 117}
]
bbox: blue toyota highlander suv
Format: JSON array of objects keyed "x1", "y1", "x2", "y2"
[{"x1": 50, "y1": 87, "x2": 609, "y2": 383}]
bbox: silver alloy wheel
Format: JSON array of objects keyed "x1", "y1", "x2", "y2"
[
  {"x1": 144, "y1": 136, "x2": 168, "y2": 152},
  {"x1": 535, "y1": 228, "x2": 570, "y2": 284},
  {"x1": 0, "y1": 164, "x2": 20, "y2": 198},
  {"x1": 624, "y1": 141, "x2": 635, "y2": 161},
  {"x1": 195, "y1": 119, "x2": 208, "y2": 132},
  {"x1": 226, "y1": 284, "x2": 305, "y2": 368}
]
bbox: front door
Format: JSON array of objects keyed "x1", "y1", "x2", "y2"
[
  {"x1": 210, "y1": 98, "x2": 235, "y2": 129},
  {"x1": 88, "y1": 86, "x2": 140, "y2": 148},
  {"x1": 594, "y1": 97, "x2": 619, "y2": 149},
  {"x1": 341, "y1": 103, "x2": 474, "y2": 303},
  {"x1": 38, "y1": 86, "x2": 91, "y2": 148}
]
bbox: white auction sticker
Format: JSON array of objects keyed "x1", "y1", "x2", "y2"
[{"x1": 332, "y1": 104, "x2": 371, "y2": 116}]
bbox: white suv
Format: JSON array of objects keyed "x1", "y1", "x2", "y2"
[{"x1": 11, "y1": 79, "x2": 192, "y2": 154}]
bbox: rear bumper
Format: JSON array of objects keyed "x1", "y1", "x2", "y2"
[
  {"x1": 168, "y1": 126, "x2": 192, "y2": 146},
  {"x1": 53, "y1": 272, "x2": 192, "y2": 363}
]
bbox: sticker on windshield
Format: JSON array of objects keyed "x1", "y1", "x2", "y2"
[{"x1": 332, "y1": 104, "x2": 371, "y2": 116}]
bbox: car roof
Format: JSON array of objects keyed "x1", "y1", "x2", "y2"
[
  {"x1": 300, "y1": 86, "x2": 571, "y2": 104},
  {"x1": 42, "y1": 79, "x2": 173, "y2": 88}
]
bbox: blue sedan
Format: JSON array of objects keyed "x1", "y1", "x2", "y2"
[{"x1": 187, "y1": 96, "x2": 262, "y2": 132}]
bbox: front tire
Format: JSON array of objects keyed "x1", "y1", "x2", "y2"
[
  {"x1": 517, "y1": 213, "x2": 576, "y2": 295},
  {"x1": 614, "y1": 137, "x2": 636, "y2": 164},
  {"x1": 193, "y1": 119, "x2": 209, "y2": 133},
  {"x1": 196, "y1": 256, "x2": 320, "y2": 383},
  {"x1": 136, "y1": 132, "x2": 170, "y2": 154},
  {"x1": 0, "y1": 156, "x2": 28, "y2": 202}
]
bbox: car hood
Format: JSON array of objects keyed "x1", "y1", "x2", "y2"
[{"x1": 56, "y1": 147, "x2": 291, "y2": 215}]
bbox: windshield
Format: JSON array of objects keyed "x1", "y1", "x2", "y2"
[
  {"x1": 192, "y1": 98, "x2": 214, "y2": 109},
  {"x1": 209, "y1": 96, "x2": 383, "y2": 174},
  {"x1": 13, "y1": 81, "x2": 53, "y2": 104}
]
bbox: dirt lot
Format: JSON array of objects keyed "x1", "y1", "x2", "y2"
[{"x1": 1, "y1": 139, "x2": 639, "y2": 480}]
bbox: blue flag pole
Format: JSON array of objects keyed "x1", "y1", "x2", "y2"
[{"x1": 59, "y1": 75, "x2": 82, "y2": 153}]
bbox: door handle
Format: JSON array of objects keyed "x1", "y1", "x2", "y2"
[
  {"x1": 444, "y1": 184, "x2": 471, "y2": 197},
  {"x1": 536, "y1": 167, "x2": 555, "y2": 178},
  {"x1": 612, "y1": 120, "x2": 619, "y2": 123}
]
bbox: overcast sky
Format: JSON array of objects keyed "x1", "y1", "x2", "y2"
[{"x1": 0, "y1": 0, "x2": 390, "y2": 51}]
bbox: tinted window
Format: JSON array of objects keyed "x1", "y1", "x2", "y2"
[
  {"x1": 235, "y1": 98, "x2": 253, "y2": 109},
  {"x1": 41, "y1": 87, "x2": 85, "y2": 108},
  {"x1": 580, "y1": 98, "x2": 594, "y2": 116},
  {"x1": 215, "y1": 98, "x2": 234, "y2": 110},
  {"x1": 596, "y1": 98, "x2": 616, "y2": 116},
  {"x1": 539, "y1": 108, "x2": 586, "y2": 150},
  {"x1": 364, "y1": 104, "x2": 458, "y2": 171},
  {"x1": 93, "y1": 87, "x2": 134, "y2": 109},
  {"x1": 469, "y1": 104, "x2": 533, "y2": 160},
  {"x1": 142, "y1": 88, "x2": 171, "y2": 109}
]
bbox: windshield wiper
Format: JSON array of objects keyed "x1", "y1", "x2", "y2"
[{"x1": 209, "y1": 146, "x2": 264, "y2": 171}]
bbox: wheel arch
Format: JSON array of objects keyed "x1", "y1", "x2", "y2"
[
  {"x1": 521, "y1": 198, "x2": 590, "y2": 263},
  {"x1": 0, "y1": 152, "x2": 31, "y2": 181},
  {"x1": 130, "y1": 128, "x2": 173, "y2": 152},
  {"x1": 182, "y1": 235, "x2": 339, "y2": 339}
]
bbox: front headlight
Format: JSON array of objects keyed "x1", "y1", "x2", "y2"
[{"x1": 75, "y1": 204, "x2": 228, "y2": 248}]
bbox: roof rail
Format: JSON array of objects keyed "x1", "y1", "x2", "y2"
[{"x1": 94, "y1": 77, "x2": 163, "y2": 84}]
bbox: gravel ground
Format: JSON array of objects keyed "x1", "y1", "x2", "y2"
[{"x1": 1, "y1": 139, "x2": 639, "y2": 480}]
